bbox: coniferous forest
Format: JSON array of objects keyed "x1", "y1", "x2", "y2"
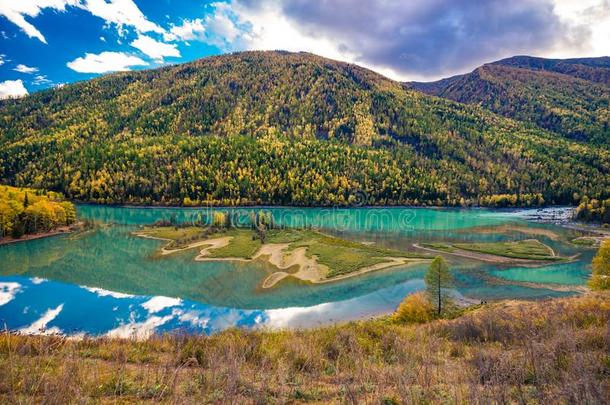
[{"x1": 0, "y1": 51, "x2": 608, "y2": 207}]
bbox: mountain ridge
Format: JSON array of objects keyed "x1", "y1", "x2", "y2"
[
  {"x1": 0, "y1": 51, "x2": 608, "y2": 206},
  {"x1": 407, "y1": 55, "x2": 610, "y2": 144}
]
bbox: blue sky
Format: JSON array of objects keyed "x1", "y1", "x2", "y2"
[{"x1": 0, "y1": 0, "x2": 609, "y2": 99}]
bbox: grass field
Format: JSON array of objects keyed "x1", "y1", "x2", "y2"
[
  {"x1": 1, "y1": 293, "x2": 607, "y2": 403},
  {"x1": 571, "y1": 237, "x2": 599, "y2": 247},
  {"x1": 453, "y1": 239, "x2": 557, "y2": 260},
  {"x1": 419, "y1": 242, "x2": 457, "y2": 253},
  {"x1": 205, "y1": 229, "x2": 262, "y2": 259},
  {"x1": 136, "y1": 226, "x2": 209, "y2": 249},
  {"x1": 422, "y1": 239, "x2": 561, "y2": 260}
]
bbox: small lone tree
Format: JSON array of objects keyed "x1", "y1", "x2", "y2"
[
  {"x1": 425, "y1": 256, "x2": 454, "y2": 315},
  {"x1": 589, "y1": 239, "x2": 609, "y2": 290}
]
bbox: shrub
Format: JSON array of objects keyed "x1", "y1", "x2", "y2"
[
  {"x1": 393, "y1": 292, "x2": 434, "y2": 324},
  {"x1": 589, "y1": 239, "x2": 610, "y2": 290}
]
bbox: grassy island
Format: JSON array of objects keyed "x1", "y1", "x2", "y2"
[
  {"x1": 135, "y1": 225, "x2": 429, "y2": 287},
  {"x1": 419, "y1": 239, "x2": 566, "y2": 263}
]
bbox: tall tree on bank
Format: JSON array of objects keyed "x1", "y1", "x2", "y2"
[
  {"x1": 589, "y1": 239, "x2": 610, "y2": 290},
  {"x1": 425, "y1": 256, "x2": 454, "y2": 315}
]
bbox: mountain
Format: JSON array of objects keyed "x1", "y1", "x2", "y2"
[
  {"x1": 407, "y1": 56, "x2": 610, "y2": 145},
  {"x1": 0, "y1": 51, "x2": 608, "y2": 206}
]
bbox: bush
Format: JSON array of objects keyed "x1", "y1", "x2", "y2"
[{"x1": 393, "y1": 292, "x2": 434, "y2": 324}]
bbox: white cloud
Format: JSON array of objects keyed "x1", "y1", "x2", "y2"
[
  {"x1": 0, "y1": 79, "x2": 28, "y2": 99},
  {"x1": 164, "y1": 18, "x2": 206, "y2": 42},
  {"x1": 131, "y1": 34, "x2": 180, "y2": 61},
  {"x1": 163, "y1": 4, "x2": 246, "y2": 50},
  {"x1": 551, "y1": 0, "x2": 610, "y2": 58},
  {"x1": 106, "y1": 314, "x2": 173, "y2": 339},
  {"x1": 0, "y1": 0, "x2": 162, "y2": 44},
  {"x1": 83, "y1": 0, "x2": 164, "y2": 36},
  {"x1": 14, "y1": 63, "x2": 38, "y2": 74},
  {"x1": 0, "y1": 282, "x2": 21, "y2": 305},
  {"x1": 0, "y1": 54, "x2": 5, "y2": 65},
  {"x1": 19, "y1": 304, "x2": 64, "y2": 335},
  {"x1": 141, "y1": 296, "x2": 182, "y2": 313},
  {"x1": 31, "y1": 277, "x2": 47, "y2": 284},
  {"x1": 189, "y1": 1, "x2": 359, "y2": 68},
  {"x1": 84, "y1": 286, "x2": 134, "y2": 299},
  {"x1": 198, "y1": 0, "x2": 610, "y2": 81},
  {"x1": 0, "y1": 0, "x2": 78, "y2": 43},
  {"x1": 67, "y1": 51, "x2": 147, "y2": 73}
]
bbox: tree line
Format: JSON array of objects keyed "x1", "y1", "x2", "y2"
[{"x1": 0, "y1": 185, "x2": 77, "y2": 238}]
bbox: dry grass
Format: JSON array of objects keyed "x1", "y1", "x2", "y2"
[{"x1": 0, "y1": 293, "x2": 608, "y2": 404}]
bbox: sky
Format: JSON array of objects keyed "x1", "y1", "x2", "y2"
[{"x1": 0, "y1": 0, "x2": 609, "y2": 99}]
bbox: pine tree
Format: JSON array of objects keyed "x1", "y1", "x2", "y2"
[{"x1": 424, "y1": 256, "x2": 454, "y2": 315}]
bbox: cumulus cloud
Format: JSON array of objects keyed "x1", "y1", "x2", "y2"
[
  {"x1": 131, "y1": 34, "x2": 181, "y2": 61},
  {"x1": 163, "y1": 4, "x2": 246, "y2": 50},
  {"x1": 0, "y1": 79, "x2": 28, "y2": 99},
  {"x1": 0, "y1": 0, "x2": 78, "y2": 43},
  {"x1": 164, "y1": 18, "x2": 206, "y2": 42},
  {"x1": 83, "y1": 0, "x2": 164, "y2": 36},
  {"x1": 0, "y1": 54, "x2": 5, "y2": 66},
  {"x1": 66, "y1": 51, "x2": 147, "y2": 73},
  {"x1": 0, "y1": 0, "x2": 162, "y2": 44},
  {"x1": 14, "y1": 64, "x2": 38, "y2": 74},
  {"x1": 141, "y1": 296, "x2": 182, "y2": 313},
  {"x1": 217, "y1": 0, "x2": 602, "y2": 80},
  {"x1": 0, "y1": 282, "x2": 22, "y2": 305}
]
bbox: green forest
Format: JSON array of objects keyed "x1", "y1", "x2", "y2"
[
  {"x1": 0, "y1": 51, "x2": 608, "y2": 207},
  {"x1": 409, "y1": 56, "x2": 610, "y2": 146},
  {"x1": 0, "y1": 185, "x2": 77, "y2": 238}
]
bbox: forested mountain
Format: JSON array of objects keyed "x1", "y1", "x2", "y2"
[
  {"x1": 408, "y1": 56, "x2": 610, "y2": 145},
  {"x1": 0, "y1": 51, "x2": 608, "y2": 207}
]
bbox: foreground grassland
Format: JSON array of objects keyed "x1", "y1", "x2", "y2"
[
  {"x1": 135, "y1": 227, "x2": 428, "y2": 285},
  {"x1": 1, "y1": 293, "x2": 607, "y2": 403},
  {"x1": 421, "y1": 239, "x2": 564, "y2": 261}
]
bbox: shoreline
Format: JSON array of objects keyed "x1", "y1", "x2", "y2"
[
  {"x1": 412, "y1": 243, "x2": 574, "y2": 266},
  {"x1": 0, "y1": 222, "x2": 85, "y2": 246},
  {"x1": 76, "y1": 201, "x2": 577, "y2": 211}
]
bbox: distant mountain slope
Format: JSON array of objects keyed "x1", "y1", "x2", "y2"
[
  {"x1": 408, "y1": 56, "x2": 610, "y2": 145},
  {"x1": 493, "y1": 55, "x2": 610, "y2": 86},
  {"x1": 0, "y1": 51, "x2": 608, "y2": 206}
]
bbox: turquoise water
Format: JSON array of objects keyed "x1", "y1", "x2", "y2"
[{"x1": 0, "y1": 205, "x2": 593, "y2": 337}]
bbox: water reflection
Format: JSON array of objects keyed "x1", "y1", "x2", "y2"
[{"x1": 0, "y1": 205, "x2": 592, "y2": 336}]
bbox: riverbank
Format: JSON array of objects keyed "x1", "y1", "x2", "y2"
[
  {"x1": 413, "y1": 239, "x2": 572, "y2": 266},
  {"x1": 2, "y1": 292, "x2": 607, "y2": 403},
  {"x1": 0, "y1": 222, "x2": 86, "y2": 246}
]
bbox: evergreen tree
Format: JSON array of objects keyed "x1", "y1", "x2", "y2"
[{"x1": 424, "y1": 256, "x2": 454, "y2": 315}]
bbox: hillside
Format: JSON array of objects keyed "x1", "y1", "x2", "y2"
[
  {"x1": 408, "y1": 56, "x2": 610, "y2": 145},
  {"x1": 1, "y1": 293, "x2": 607, "y2": 403},
  {"x1": 0, "y1": 51, "x2": 608, "y2": 206}
]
